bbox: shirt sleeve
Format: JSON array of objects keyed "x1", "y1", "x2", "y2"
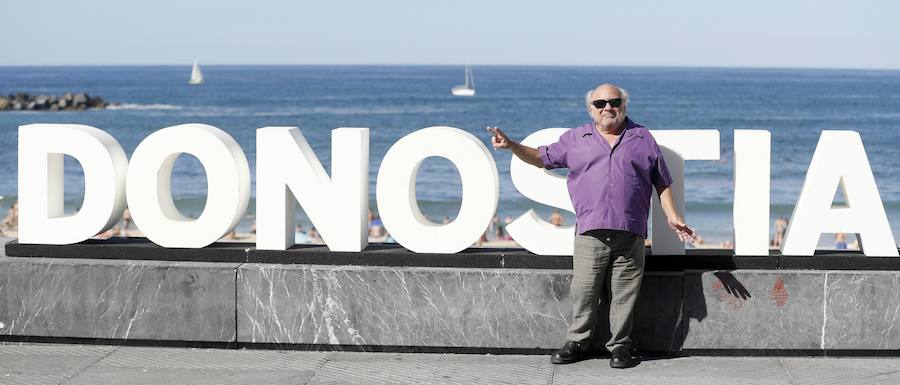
[
  {"x1": 538, "y1": 129, "x2": 575, "y2": 169},
  {"x1": 651, "y1": 144, "x2": 674, "y2": 191}
]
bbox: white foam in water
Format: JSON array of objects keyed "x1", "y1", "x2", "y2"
[{"x1": 106, "y1": 103, "x2": 183, "y2": 110}]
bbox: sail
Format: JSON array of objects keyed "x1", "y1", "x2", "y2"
[
  {"x1": 189, "y1": 61, "x2": 204, "y2": 85},
  {"x1": 451, "y1": 64, "x2": 475, "y2": 96}
]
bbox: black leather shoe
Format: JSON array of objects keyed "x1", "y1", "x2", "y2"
[
  {"x1": 610, "y1": 346, "x2": 637, "y2": 369},
  {"x1": 550, "y1": 341, "x2": 589, "y2": 364}
]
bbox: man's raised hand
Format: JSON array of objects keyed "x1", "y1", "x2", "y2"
[{"x1": 487, "y1": 126, "x2": 511, "y2": 150}]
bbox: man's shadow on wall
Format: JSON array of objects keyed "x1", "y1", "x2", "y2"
[{"x1": 586, "y1": 271, "x2": 751, "y2": 359}]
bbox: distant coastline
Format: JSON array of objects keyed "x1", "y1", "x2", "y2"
[{"x1": 0, "y1": 92, "x2": 114, "y2": 111}]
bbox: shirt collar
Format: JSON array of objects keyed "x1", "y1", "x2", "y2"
[
  {"x1": 580, "y1": 117, "x2": 644, "y2": 139},
  {"x1": 623, "y1": 117, "x2": 644, "y2": 139}
]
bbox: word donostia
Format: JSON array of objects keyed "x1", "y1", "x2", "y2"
[{"x1": 17, "y1": 124, "x2": 899, "y2": 257}]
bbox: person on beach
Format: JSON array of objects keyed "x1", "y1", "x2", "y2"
[
  {"x1": 772, "y1": 216, "x2": 788, "y2": 248},
  {"x1": 2, "y1": 201, "x2": 18, "y2": 227},
  {"x1": 549, "y1": 209, "x2": 565, "y2": 226},
  {"x1": 834, "y1": 233, "x2": 847, "y2": 250},
  {"x1": 294, "y1": 225, "x2": 310, "y2": 244},
  {"x1": 489, "y1": 83, "x2": 692, "y2": 369},
  {"x1": 118, "y1": 208, "x2": 132, "y2": 237}
]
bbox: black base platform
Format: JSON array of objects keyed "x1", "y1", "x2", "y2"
[{"x1": 6, "y1": 238, "x2": 900, "y2": 271}]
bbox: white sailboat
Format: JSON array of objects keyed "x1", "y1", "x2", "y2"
[
  {"x1": 451, "y1": 64, "x2": 475, "y2": 96},
  {"x1": 189, "y1": 60, "x2": 204, "y2": 85}
]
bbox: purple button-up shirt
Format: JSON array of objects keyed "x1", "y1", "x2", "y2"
[{"x1": 538, "y1": 118, "x2": 673, "y2": 238}]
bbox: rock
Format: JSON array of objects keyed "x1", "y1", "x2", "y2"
[
  {"x1": 0, "y1": 92, "x2": 114, "y2": 112},
  {"x1": 72, "y1": 93, "x2": 87, "y2": 106},
  {"x1": 34, "y1": 96, "x2": 50, "y2": 110},
  {"x1": 87, "y1": 96, "x2": 104, "y2": 108}
]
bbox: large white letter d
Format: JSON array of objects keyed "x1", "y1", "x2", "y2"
[{"x1": 18, "y1": 124, "x2": 127, "y2": 244}]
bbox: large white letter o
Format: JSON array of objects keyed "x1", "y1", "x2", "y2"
[
  {"x1": 126, "y1": 124, "x2": 250, "y2": 248},
  {"x1": 376, "y1": 126, "x2": 498, "y2": 253}
]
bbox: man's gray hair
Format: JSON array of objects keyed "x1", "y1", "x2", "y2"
[{"x1": 584, "y1": 85, "x2": 629, "y2": 111}]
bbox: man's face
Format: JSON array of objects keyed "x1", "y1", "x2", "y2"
[{"x1": 589, "y1": 86, "x2": 626, "y2": 129}]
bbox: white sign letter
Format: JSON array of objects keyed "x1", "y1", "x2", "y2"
[
  {"x1": 507, "y1": 128, "x2": 575, "y2": 255},
  {"x1": 18, "y1": 124, "x2": 127, "y2": 244},
  {"x1": 126, "y1": 124, "x2": 250, "y2": 248},
  {"x1": 649, "y1": 130, "x2": 720, "y2": 255},
  {"x1": 256, "y1": 127, "x2": 369, "y2": 251},
  {"x1": 376, "y1": 126, "x2": 498, "y2": 253},
  {"x1": 782, "y1": 131, "x2": 897, "y2": 256},
  {"x1": 733, "y1": 130, "x2": 771, "y2": 256}
]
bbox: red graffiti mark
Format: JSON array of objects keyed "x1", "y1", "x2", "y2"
[
  {"x1": 770, "y1": 276, "x2": 788, "y2": 307},
  {"x1": 711, "y1": 279, "x2": 743, "y2": 311}
]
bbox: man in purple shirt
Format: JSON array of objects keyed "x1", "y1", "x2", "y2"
[{"x1": 489, "y1": 83, "x2": 693, "y2": 368}]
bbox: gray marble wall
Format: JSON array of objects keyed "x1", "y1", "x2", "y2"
[
  {"x1": 238, "y1": 265, "x2": 685, "y2": 351},
  {"x1": 4, "y1": 250, "x2": 900, "y2": 351},
  {"x1": 682, "y1": 270, "x2": 826, "y2": 349},
  {"x1": 237, "y1": 265, "x2": 900, "y2": 351},
  {"x1": 823, "y1": 271, "x2": 900, "y2": 349},
  {"x1": 0, "y1": 256, "x2": 238, "y2": 342},
  {"x1": 633, "y1": 272, "x2": 685, "y2": 351},
  {"x1": 237, "y1": 264, "x2": 573, "y2": 348}
]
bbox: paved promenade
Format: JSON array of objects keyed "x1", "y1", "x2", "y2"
[{"x1": 0, "y1": 343, "x2": 898, "y2": 384}]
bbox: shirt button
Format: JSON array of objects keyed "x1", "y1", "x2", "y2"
[{"x1": 606, "y1": 238, "x2": 611, "y2": 241}]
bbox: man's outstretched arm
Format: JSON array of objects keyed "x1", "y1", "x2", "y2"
[{"x1": 487, "y1": 126, "x2": 544, "y2": 168}]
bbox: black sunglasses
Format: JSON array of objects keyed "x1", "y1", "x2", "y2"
[{"x1": 591, "y1": 98, "x2": 623, "y2": 109}]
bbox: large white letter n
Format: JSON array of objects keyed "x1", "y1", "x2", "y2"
[
  {"x1": 782, "y1": 130, "x2": 897, "y2": 256},
  {"x1": 256, "y1": 127, "x2": 369, "y2": 251}
]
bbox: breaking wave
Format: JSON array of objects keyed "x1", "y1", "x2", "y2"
[{"x1": 106, "y1": 103, "x2": 183, "y2": 110}]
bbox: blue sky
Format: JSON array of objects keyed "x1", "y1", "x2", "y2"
[{"x1": 3, "y1": 0, "x2": 899, "y2": 69}]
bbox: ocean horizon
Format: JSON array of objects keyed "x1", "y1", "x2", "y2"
[{"x1": 3, "y1": 65, "x2": 900, "y2": 247}]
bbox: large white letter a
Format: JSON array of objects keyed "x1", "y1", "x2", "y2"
[{"x1": 782, "y1": 130, "x2": 897, "y2": 256}]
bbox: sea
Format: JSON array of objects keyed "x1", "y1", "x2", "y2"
[{"x1": 2, "y1": 65, "x2": 900, "y2": 246}]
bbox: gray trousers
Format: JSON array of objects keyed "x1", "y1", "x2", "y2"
[{"x1": 566, "y1": 229, "x2": 645, "y2": 352}]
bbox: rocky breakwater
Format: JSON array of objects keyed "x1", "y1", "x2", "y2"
[{"x1": 0, "y1": 92, "x2": 114, "y2": 111}]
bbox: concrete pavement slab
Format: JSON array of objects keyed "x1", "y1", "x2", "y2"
[
  {"x1": 779, "y1": 357, "x2": 900, "y2": 385},
  {"x1": 62, "y1": 346, "x2": 329, "y2": 385},
  {"x1": 0, "y1": 344, "x2": 116, "y2": 385},
  {"x1": 63, "y1": 367, "x2": 317, "y2": 385},
  {"x1": 0, "y1": 343, "x2": 899, "y2": 384},
  {"x1": 552, "y1": 356, "x2": 792, "y2": 385},
  {"x1": 91, "y1": 346, "x2": 330, "y2": 370},
  {"x1": 307, "y1": 351, "x2": 553, "y2": 385}
]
